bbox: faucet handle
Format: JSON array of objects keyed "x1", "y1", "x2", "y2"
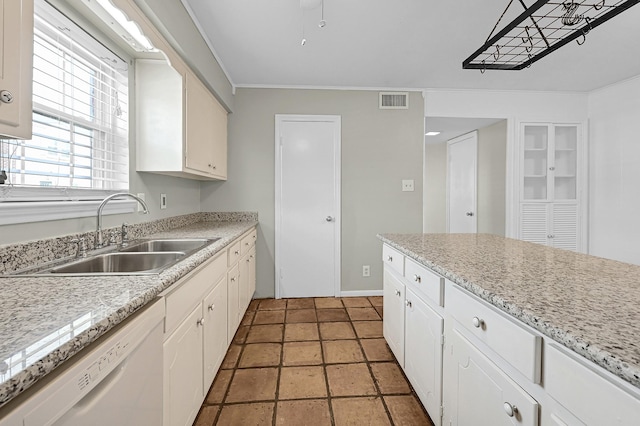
[{"x1": 71, "y1": 237, "x2": 88, "y2": 258}]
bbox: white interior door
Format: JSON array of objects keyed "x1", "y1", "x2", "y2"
[
  {"x1": 275, "y1": 115, "x2": 341, "y2": 298},
  {"x1": 447, "y1": 132, "x2": 478, "y2": 233}
]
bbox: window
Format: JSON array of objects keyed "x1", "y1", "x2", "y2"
[{"x1": 0, "y1": 0, "x2": 130, "y2": 203}]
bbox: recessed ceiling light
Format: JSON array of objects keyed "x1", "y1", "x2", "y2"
[{"x1": 425, "y1": 131, "x2": 441, "y2": 136}]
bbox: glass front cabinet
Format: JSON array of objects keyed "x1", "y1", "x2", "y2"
[{"x1": 519, "y1": 123, "x2": 585, "y2": 252}]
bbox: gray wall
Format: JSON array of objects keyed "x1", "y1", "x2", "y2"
[
  {"x1": 200, "y1": 88, "x2": 424, "y2": 298},
  {"x1": 423, "y1": 120, "x2": 507, "y2": 235}
]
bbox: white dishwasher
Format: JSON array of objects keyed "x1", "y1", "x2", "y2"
[{"x1": 1, "y1": 300, "x2": 164, "y2": 426}]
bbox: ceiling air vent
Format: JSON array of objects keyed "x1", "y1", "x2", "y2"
[{"x1": 379, "y1": 92, "x2": 408, "y2": 109}]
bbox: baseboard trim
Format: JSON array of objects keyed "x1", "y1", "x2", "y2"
[{"x1": 339, "y1": 290, "x2": 383, "y2": 297}]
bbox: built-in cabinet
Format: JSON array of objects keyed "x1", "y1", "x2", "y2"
[
  {"x1": 163, "y1": 227, "x2": 256, "y2": 426},
  {"x1": 382, "y1": 242, "x2": 640, "y2": 426},
  {"x1": 518, "y1": 123, "x2": 585, "y2": 251},
  {"x1": 0, "y1": 0, "x2": 33, "y2": 139}
]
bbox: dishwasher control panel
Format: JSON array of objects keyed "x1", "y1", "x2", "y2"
[{"x1": 77, "y1": 340, "x2": 131, "y2": 391}]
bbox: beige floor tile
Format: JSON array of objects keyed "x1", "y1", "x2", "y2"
[
  {"x1": 286, "y1": 298, "x2": 315, "y2": 309},
  {"x1": 259, "y1": 298, "x2": 288, "y2": 310},
  {"x1": 245, "y1": 324, "x2": 284, "y2": 343},
  {"x1": 361, "y1": 338, "x2": 394, "y2": 361},
  {"x1": 384, "y1": 395, "x2": 433, "y2": 426},
  {"x1": 284, "y1": 323, "x2": 320, "y2": 341},
  {"x1": 368, "y1": 296, "x2": 383, "y2": 307},
  {"x1": 194, "y1": 405, "x2": 219, "y2": 426},
  {"x1": 286, "y1": 308, "x2": 318, "y2": 323},
  {"x1": 319, "y1": 322, "x2": 356, "y2": 340},
  {"x1": 226, "y1": 368, "x2": 279, "y2": 402},
  {"x1": 238, "y1": 343, "x2": 282, "y2": 368},
  {"x1": 253, "y1": 310, "x2": 285, "y2": 324},
  {"x1": 375, "y1": 305, "x2": 384, "y2": 318},
  {"x1": 276, "y1": 399, "x2": 332, "y2": 426},
  {"x1": 283, "y1": 341, "x2": 323, "y2": 366},
  {"x1": 205, "y1": 369, "x2": 233, "y2": 404},
  {"x1": 314, "y1": 297, "x2": 344, "y2": 309},
  {"x1": 217, "y1": 402, "x2": 275, "y2": 425},
  {"x1": 332, "y1": 397, "x2": 391, "y2": 426},
  {"x1": 233, "y1": 325, "x2": 250, "y2": 344},
  {"x1": 241, "y1": 310, "x2": 255, "y2": 326},
  {"x1": 278, "y1": 366, "x2": 328, "y2": 399},
  {"x1": 247, "y1": 299, "x2": 260, "y2": 311},
  {"x1": 347, "y1": 307, "x2": 381, "y2": 321},
  {"x1": 370, "y1": 362, "x2": 411, "y2": 394},
  {"x1": 352, "y1": 321, "x2": 383, "y2": 339},
  {"x1": 323, "y1": 340, "x2": 365, "y2": 363},
  {"x1": 341, "y1": 297, "x2": 373, "y2": 307},
  {"x1": 316, "y1": 308, "x2": 349, "y2": 322},
  {"x1": 220, "y1": 344, "x2": 242, "y2": 369},
  {"x1": 326, "y1": 363, "x2": 377, "y2": 396}
]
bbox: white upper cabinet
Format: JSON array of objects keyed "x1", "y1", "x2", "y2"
[{"x1": 0, "y1": 0, "x2": 33, "y2": 139}]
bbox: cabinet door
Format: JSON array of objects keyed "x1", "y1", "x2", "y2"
[
  {"x1": 405, "y1": 289, "x2": 444, "y2": 426},
  {"x1": 520, "y1": 203, "x2": 549, "y2": 246},
  {"x1": 203, "y1": 275, "x2": 228, "y2": 388},
  {"x1": 239, "y1": 251, "x2": 252, "y2": 317},
  {"x1": 550, "y1": 203, "x2": 578, "y2": 251},
  {"x1": 184, "y1": 71, "x2": 215, "y2": 175},
  {"x1": 443, "y1": 327, "x2": 539, "y2": 426},
  {"x1": 383, "y1": 267, "x2": 405, "y2": 367},
  {"x1": 0, "y1": 0, "x2": 33, "y2": 139},
  {"x1": 163, "y1": 305, "x2": 204, "y2": 426},
  {"x1": 227, "y1": 264, "x2": 240, "y2": 341},
  {"x1": 209, "y1": 93, "x2": 227, "y2": 179}
]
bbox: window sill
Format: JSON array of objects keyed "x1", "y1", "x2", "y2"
[{"x1": 0, "y1": 200, "x2": 137, "y2": 226}]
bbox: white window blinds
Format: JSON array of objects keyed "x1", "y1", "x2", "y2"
[{"x1": 0, "y1": 0, "x2": 130, "y2": 201}]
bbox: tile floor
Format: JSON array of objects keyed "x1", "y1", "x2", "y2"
[{"x1": 194, "y1": 296, "x2": 434, "y2": 426}]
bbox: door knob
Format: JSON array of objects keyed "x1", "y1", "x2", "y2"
[
  {"x1": 466, "y1": 212, "x2": 474, "y2": 216},
  {"x1": 326, "y1": 216, "x2": 334, "y2": 222}
]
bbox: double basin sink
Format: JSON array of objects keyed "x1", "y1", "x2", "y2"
[{"x1": 17, "y1": 238, "x2": 220, "y2": 276}]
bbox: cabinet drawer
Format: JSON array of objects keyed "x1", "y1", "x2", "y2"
[
  {"x1": 382, "y1": 244, "x2": 404, "y2": 276},
  {"x1": 228, "y1": 240, "x2": 241, "y2": 266},
  {"x1": 240, "y1": 228, "x2": 257, "y2": 255},
  {"x1": 165, "y1": 251, "x2": 226, "y2": 337},
  {"x1": 447, "y1": 285, "x2": 541, "y2": 383},
  {"x1": 545, "y1": 343, "x2": 640, "y2": 426},
  {"x1": 404, "y1": 258, "x2": 443, "y2": 306}
]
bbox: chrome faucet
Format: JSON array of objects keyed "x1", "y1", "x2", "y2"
[{"x1": 96, "y1": 193, "x2": 149, "y2": 248}]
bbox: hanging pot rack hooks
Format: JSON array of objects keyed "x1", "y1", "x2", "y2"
[{"x1": 463, "y1": 0, "x2": 640, "y2": 71}]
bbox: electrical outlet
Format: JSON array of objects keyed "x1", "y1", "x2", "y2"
[
  {"x1": 402, "y1": 179, "x2": 414, "y2": 192},
  {"x1": 362, "y1": 265, "x2": 370, "y2": 277},
  {"x1": 136, "y1": 193, "x2": 145, "y2": 212},
  {"x1": 160, "y1": 193, "x2": 167, "y2": 210}
]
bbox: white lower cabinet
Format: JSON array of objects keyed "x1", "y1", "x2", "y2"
[
  {"x1": 383, "y1": 267, "x2": 405, "y2": 367},
  {"x1": 203, "y1": 275, "x2": 228, "y2": 387},
  {"x1": 404, "y1": 288, "x2": 444, "y2": 426},
  {"x1": 227, "y1": 263, "x2": 240, "y2": 340},
  {"x1": 443, "y1": 326, "x2": 539, "y2": 426}
]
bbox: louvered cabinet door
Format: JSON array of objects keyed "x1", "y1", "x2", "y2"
[
  {"x1": 520, "y1": 203, "x2": 549, "y2": 246},
  {"x1": 551, "y1": 204, "x2": 578, "y2": 251}
]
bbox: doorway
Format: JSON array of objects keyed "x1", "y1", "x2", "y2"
[
  {"x1": 275, "y1": 115, "x2": 341, "y2": 298},
  {"x1": 447, "y1": 131, "x2": 478, "y2": 233}
]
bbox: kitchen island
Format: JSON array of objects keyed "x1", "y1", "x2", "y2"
[
  {"x1": 379, "y1": 233, "x2": 640, "y2": 425},
  {"x1": 0, "y1": 213, "x2": 257, "y2": 410}
]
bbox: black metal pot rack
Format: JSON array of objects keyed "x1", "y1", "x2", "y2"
[{"x1": 463, "y1": 0, "x2": 640, "y2": 71}]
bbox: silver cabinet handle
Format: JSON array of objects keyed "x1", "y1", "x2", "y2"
[
  {"x1": 387, "y1": 255, "x2": 393, "y2": 262},
  {"x1": 234, "y1": 250, "x2": 239, "y2": 255},
  {"x1": 466, "y1": 212, "x2": 474, "y2": 216},
  {"x1": 197, "y1": 318, "x2": 205, "y2": 326},
  {"x1": 231, "y1": 277, "x2": 236, "y2": 282},
  {"x1": 395, "y1": 290, "x2": 401, "y2": 297},
  {"x1": 503, "y1": 402, "x2": 517, "y2": 417},
  {"x1": 472, "y1": 317, "x2": 484, "y2": 328},
  {"x1": 208, "y1": 304, "x2": 215, "y2": 311},
  {"x1": 549, "y1": 166, "x2": 555, "y2": 171},
  {"x1": 326, "y1": 216, "x2": 334, "y2": 222},
  {"x1": 405, "y1": 300, "x2": 412, "y2": 308},
  {"x1": 0, "y1": 90, "x2": 13, "y2": 104},
  {"x1": 413, "y1": 274, "x2": 421, "y2": 283}
]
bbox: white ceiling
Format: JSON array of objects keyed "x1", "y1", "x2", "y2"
[{"x1": 182, "y1": 0, "x2": 640, "y2": 92}]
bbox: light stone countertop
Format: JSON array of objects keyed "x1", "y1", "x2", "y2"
[
  {"x1": 0, "y1": 219, "x2": 258, "y2": 407},
  {"x1": 378, "y1": 233, "x2": 640, "y2": 389}
]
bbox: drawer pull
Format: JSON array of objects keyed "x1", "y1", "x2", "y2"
[
  {"x1": 208, "y1": 304, "x2": 215, "y2": 311},
  {"x1": 234, "y1": 250, "x2": 239, "y2": 255},
  {"x1": 387, "y1": 255, "x2": 393, "y2": 262},
  {"x1": 405, "y1": 300, "x2": 412, "y2": 308},
  {"x1": 413, "y1": 274, "x2": 421, "y2": 283},
  {"x1": 503, "y1": 402, "x2": 517, "y2": 417},
  {"x1": 197, "y1": 318, "x2": 205, "y2": 326},
  {"x1": 231, "y1": 277, "x2": 236, "y2": 282},
  {"x1": 395, "y1": 290, "x2": 401, "y2": 297},
  {"x1": 472, "y1": 316, "x2": 485, "y2": 328}
]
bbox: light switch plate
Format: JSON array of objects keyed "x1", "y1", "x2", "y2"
[{"x1": 402, "y1": 179, "x2": 414, "y2": 192}]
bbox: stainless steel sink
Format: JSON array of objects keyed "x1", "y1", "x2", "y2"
[
  {"x1": 46, "y1": 252, "x2": 185, "y2": 274},
  {"x1": 120, "y1": 238, "x2": 218, "y2": 253}
]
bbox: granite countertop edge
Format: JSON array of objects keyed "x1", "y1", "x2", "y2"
[
  {"x1": 0, "y1": 219, "x2": 258, "y2": 407},
  {"x1": 377, "y1": 234, "x2": 640, "y2": 390}
]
